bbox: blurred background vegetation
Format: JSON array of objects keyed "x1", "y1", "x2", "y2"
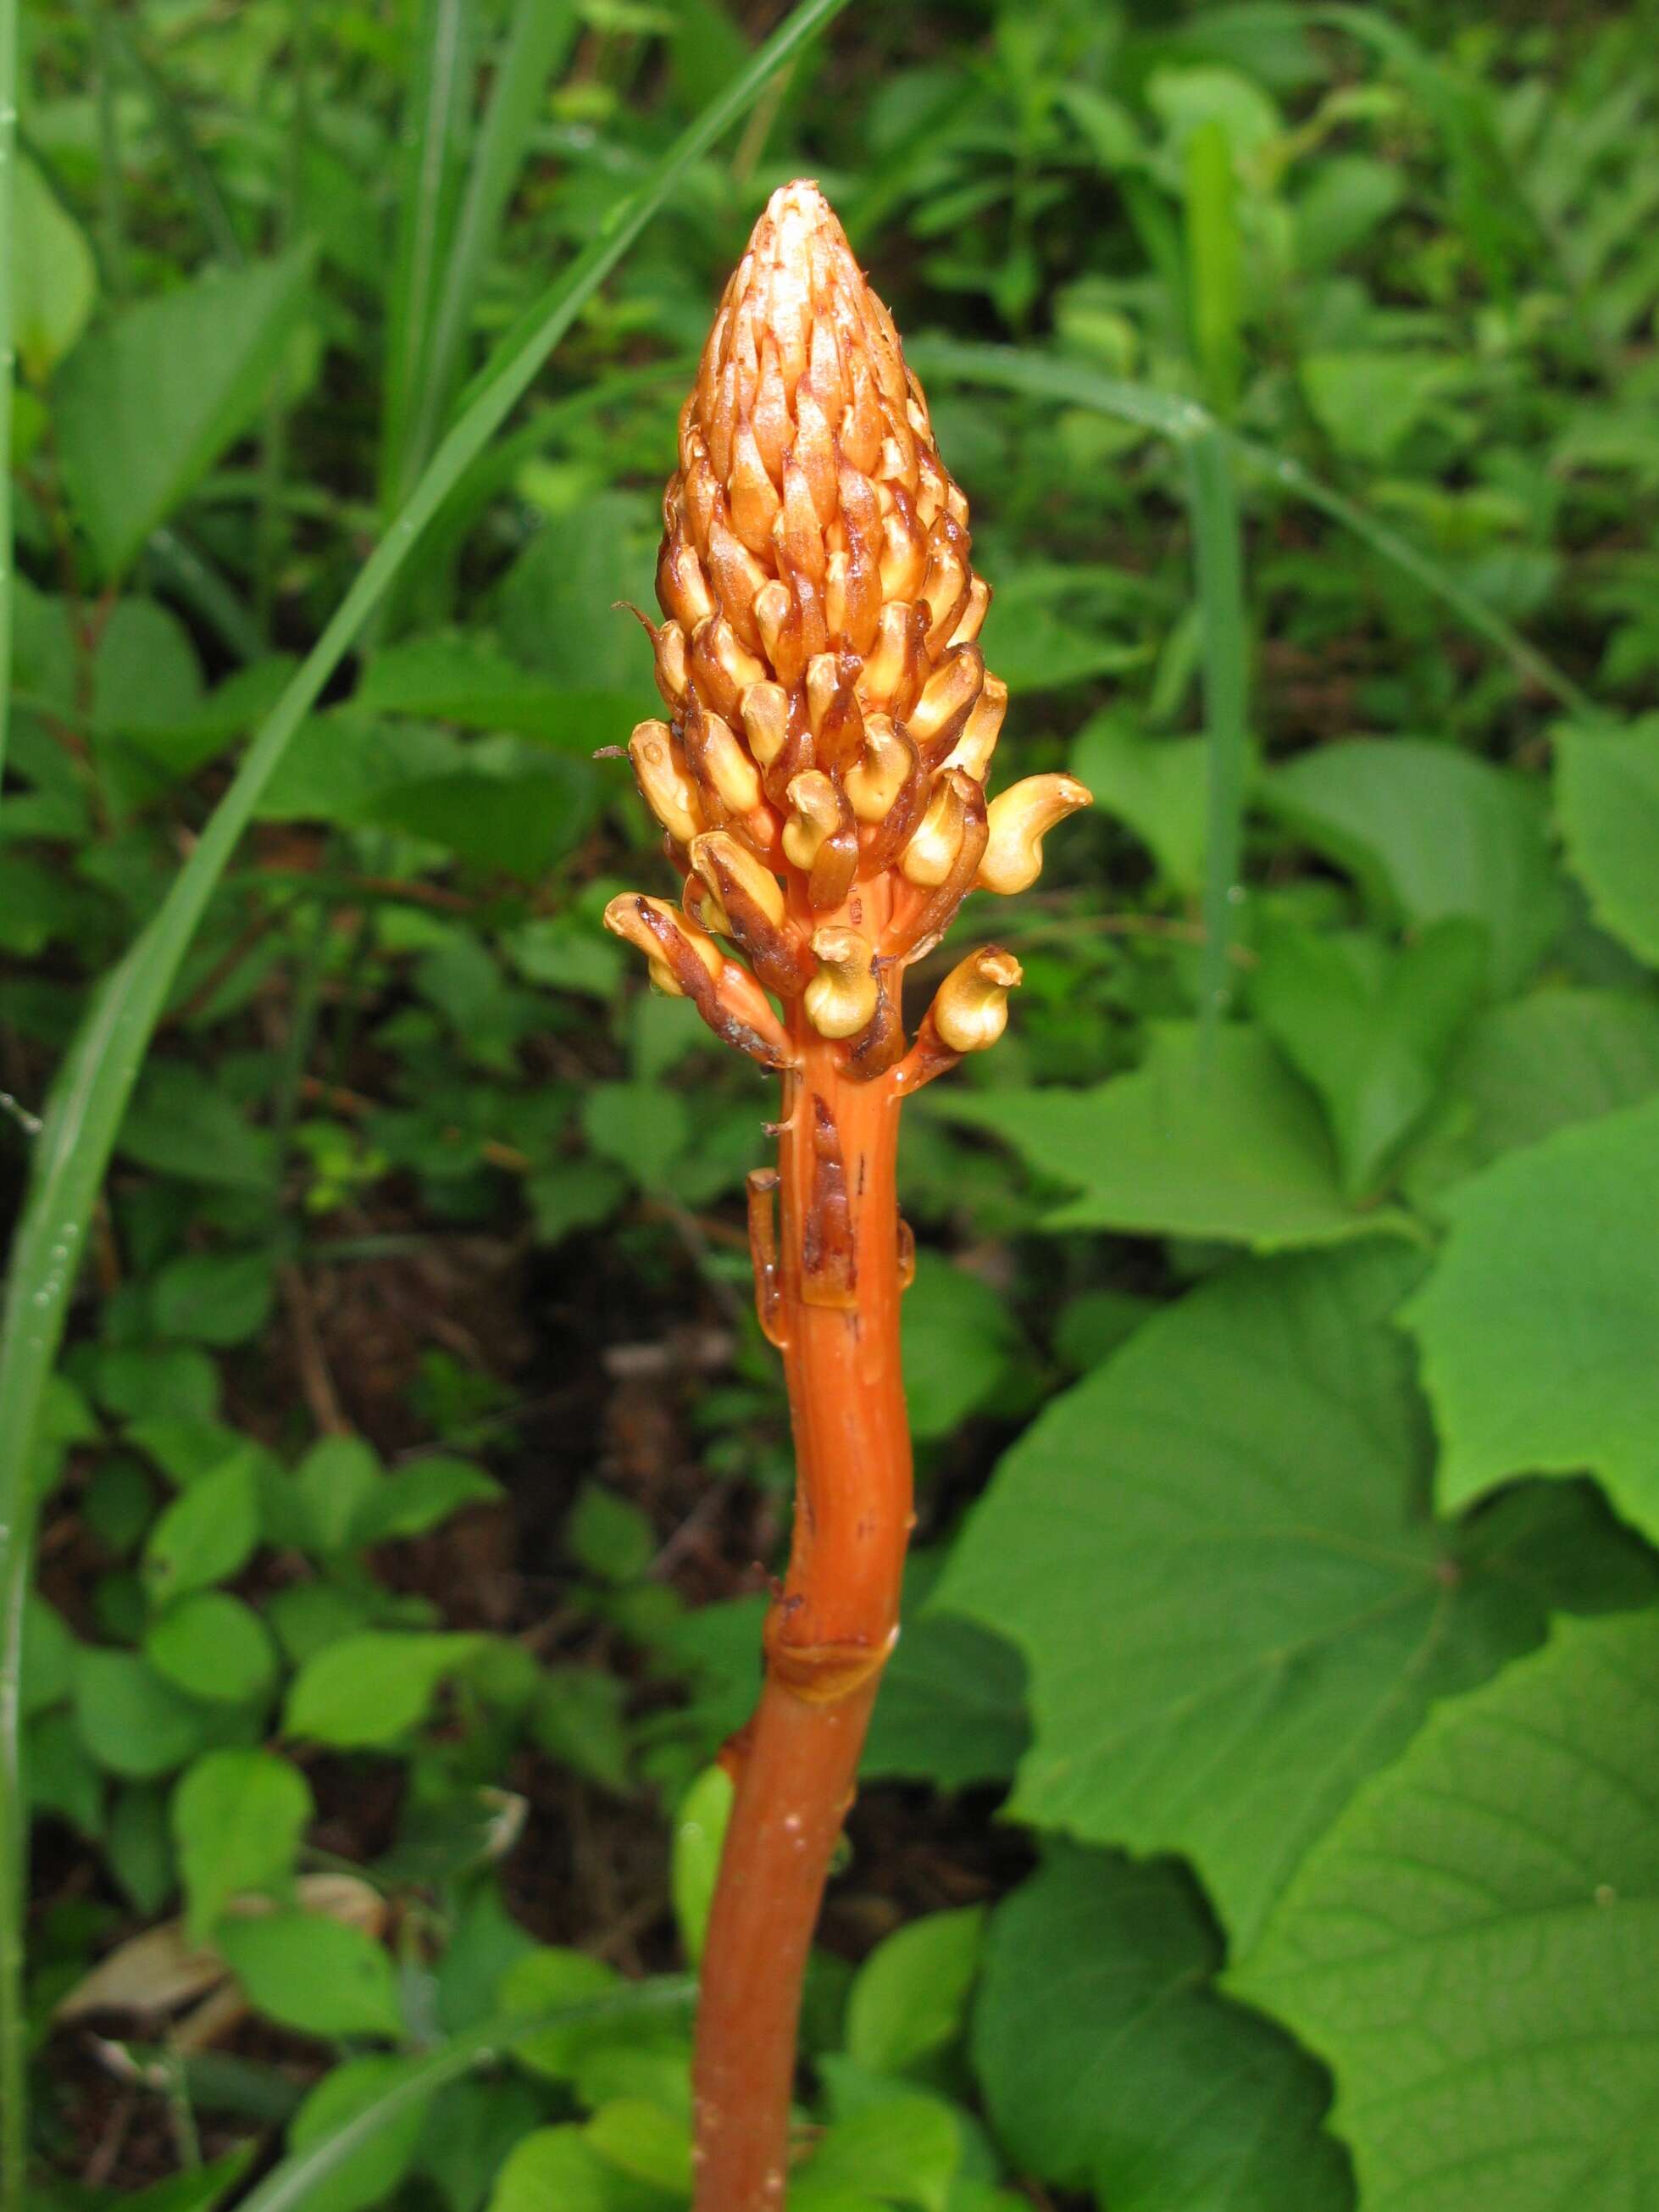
[{"x1": 8, "y1": 2, "x2": 1659, "y2": 2207}]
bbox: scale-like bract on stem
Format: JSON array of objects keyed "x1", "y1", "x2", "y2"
[{"x1": 602, "y1": 181, "x2": 1091, "y2": 2211}]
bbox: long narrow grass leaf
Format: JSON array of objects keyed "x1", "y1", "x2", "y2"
[
  {"x1": 236, "y1": 1982, "x2": 696, "y2": 2212},
  {"x1": 0, "y1": 5, "x2": 849, "y2": 2195},
  {"x1": 408, "y1": 0, "x2": 579, "y2": 477},
  {"x1": 1185, "y1": 430, "x2": 1250, "y2": 1043},
  {"x1": 379, "y1": 0, "x2": 474, "y2": 513},
  {"x1": 905, "y1": 337, "x2": 1594, "y2": 718}
]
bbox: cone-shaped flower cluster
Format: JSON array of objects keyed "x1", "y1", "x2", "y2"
[{"x1": 604, "y1": 181, "x2": 1090, "y2": 1084}]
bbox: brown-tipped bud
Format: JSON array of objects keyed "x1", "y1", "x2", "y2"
[
  {"x1": 691, "y1": 831, "x2": 813, "y2": 998},
  {"x1": 907, "y1": 644, "x2": 985, "y2": 765},
  {"x1": 629, "y1": 720, "x2": 702, "y2": 847},
  {"x1": 931, "y1": 947, "x2": 1023, "y2": 1053},
  {"x1": 979, "y1": 774, "x2": 1095, "y2": 895},
  {"x1": 753, "y1": 579, "x2": 804, "y2": 689},
  {"x1": 920, "y1": 517, "x2": 971, "y2": 651},
  {"x1": 729, "y1": 420, "x2": 781, "y2": 554},
  {"x1": 652, "y1": 619, "x2": 690, "y2": 707},
  {"x1": 803, "y1": 926, "x2": 879, "y2": 1040},
  {"x1": 707, "y1": 514, "x2": 770, "y2": 650},
  {"x1": 806, "y1": 652, "x2": 842, "y2": 739},
  {"x1": 604, "y1": 893, "x2": 722, "y2": 998},
  {"x1": 857, "y1": 599, "x2": 926, "y2": 716},
  {"x1": 691, "y1": 614, "x2": 767, "y2": 720},
  {"x1": 949, "y1": 575, "x2": 990, "y2": 647},
  {"x1": 900, "y1": 772, "x2": 968, "y2": 887},
  {"x1": 942, "y1": 674, "x2": 1006, "y2": 782},
  {"x1": 879, "y1": 492, "x2": 929, "y2": 603},
  {"x1": 740, "y1": 681, "x2": 791, "y2": 769},
  {"x1": 657, "y1": 528, "x2": 714, "y2": 631}
]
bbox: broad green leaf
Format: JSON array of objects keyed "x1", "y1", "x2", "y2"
[
  {"x1": 936, "y1": 1242, "x2": 1658, "y2": 1947},
  {"x1": 902, "y1": 1254, "x2": 1024, "y2": 1442},
  {"x1": 530, "y1": 1665, "x2": 632, "y2": 1793},
  {"x1": 146, "y1": 1592, "x2": 277, "y2": 1706},
  {"x1": 974, "y1": 1846, "x2": 1350, "y2": 2210},
  {"x1": 1262, "y1": 738, "x2": 1565, "y2": 992},
  {"x1": 581, "y1": 1082, "x2": 691, "y2": 1191},
  {"x1": 283, "y1": 1630, "x2": 485, "y2": 1747},
  {"x1": 1071, "y1": 711, "x2": 1212, "y2": 896},
  {"x1": 357, "y1": 636, "x2": 634, "y2": 754},
  {"x1": 13, "y1": 153, "x2": 96, "y2": 381},
  {"x1": 568, "y1": 1482, "x2": 655, "y2": 1583},
  {"x1": 1402, "y1": 987, "x2": 1659, "y2": 1198},
  {"x1": 74, "y1": 1648, "x2": 223, "y2": 1779},
  {"x1": 150, "y1": 1247, "x2": 278, "y2": 1347},
  {"x1": 219, "y1": 1908, "x2": 403, "y2": 2040},
  {"x1": 143, "y1": 1452, "x2": 262, "y2": 1603},
  {"x1": 485, "y1": 2126, "x2": 658, "y2": 2212},
  {"x1": 1301, "y1": 350, "x2": 1457, "y2": 464},
  {"x1": 55, "y1": 249, "x2": 313, "y2": 575},
  {"x1": 670, "y1": 1765, "x2": 733, "y2": 1968},
  {"x1": 1555, "y1": 716, "x2": 1659, "y2": 967},
  {"x1": 21, "y1": 1593, "x2": 75, "y2": 1718},
  {"x1": 848, "y1": 1909, "x2": 985, "y2": 2077},
  {"x1": 352, "y1": 1455, "x2": 501, "y2": 1545},
  {"x1": 586, "y1": 2098, "x2": 692, "y2": 2193},
  {"x1": 355, "y1": 759, "x2": 596, "y2": 880},
  {"x1": 496, "y1": 492, "x2": 658, "y2": 692},
  {"x1": 931, "y1": 1024, "x2": 1412, "y2": 1249},
  {"x1": 499, "y1": 1948, "x2": 621, "y2": 2078},
  {"x1": 1405, "y1": 1094, "x2": 1659, "y2": 1542},
  {"x1": 294, "y1": 1435, "x2": 385, "y2": 1553},
  {"x1": 1251, "y1": 918, "x2": 1487, "y2": 1196},
  {"x1": 107, "y1": 1781, "x2": 173, "y2": 1914},
  {"x1": 100, "y1": 2148, "x2": 257, "y2": 2212},
  {"x1": 798, "y1": 2087, "x2": 962, "y2": 2212},
  {"x1": 1233, "y1": 1613, "x2": 1659, "y2": 2212},
  {"x1": 173, "y1": 1748, "x2": 312, "y2": 1940},
  {"x1": 285, "y1": 2057, "x2": 428, "y2": 2212},
  {"x1": 118, "y1": 1061, "x2": 278, "y2": 1192}
]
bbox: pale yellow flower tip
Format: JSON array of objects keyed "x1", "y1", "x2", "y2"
[
  {"x1": 977, "y1": 775, "x2": 1094, "y2": 896},
  {"x1": 803, "y1": 926, "x2": 879, "y2": 1040},
  {"x1": 931, "y1": 946, "x2": 1023, "y2": 1053}
]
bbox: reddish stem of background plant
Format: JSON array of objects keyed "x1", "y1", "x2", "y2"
[{"x1": 691, "y1": 980, "x2": 911, "y2": 2210}]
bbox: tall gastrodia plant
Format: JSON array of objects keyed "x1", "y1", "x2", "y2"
[{"x1": 603, "y1": 181, "x2": 1091, "y2": 2210}]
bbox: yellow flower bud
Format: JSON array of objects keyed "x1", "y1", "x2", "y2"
[
  {"x1": 628, "y1": 720, "x2": 702, "y2": 846},
  {"x1": 978, "y1": 774, "x2": 1094, "y2": 895},
  {"x1": 803, "y1": 926, "x2": 879, "y2": 1040},
  {"x1": 930, "y1": 947, "x2": 1023, "y2": 1053}
]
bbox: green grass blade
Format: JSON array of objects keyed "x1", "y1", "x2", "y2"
[
  {"x1": 1184, "y1": 430, "x2": 1250, "y2": 1042},
  {"x1": 407, "y1": 0, "x2": 580, "y2": 483},
  {"x1": 378, "y1": 0, "x2": 475, "y2": 515},
  {"x1": 0, "y1": 0, "x2": 14, "y2": 807},
  {"x1": 235, "y1": 1982, "x2": 696, "y2": 2212},
  {"x1": 0, "y1": 4, "x2": 849, "y2": 2194},
  {"x1": 904, "y1": 338, "x2": 1594, "y2": 718}
]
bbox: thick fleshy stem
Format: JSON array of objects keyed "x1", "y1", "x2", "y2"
[{"x1": 691, "y1": 1003, "x2": 910, "y2": 2212}]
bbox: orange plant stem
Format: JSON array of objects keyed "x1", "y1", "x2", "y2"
[{"x1": 691, "y1": 1014, "x2": 913, "y2": 2212}]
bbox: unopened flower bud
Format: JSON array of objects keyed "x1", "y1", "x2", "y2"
[
  {"x1": 978, "y1": 775, "x2": 1094, "y2": 895},
  {"x1": 629, "y1": 720, "x2": 702, "y2": 847}
]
